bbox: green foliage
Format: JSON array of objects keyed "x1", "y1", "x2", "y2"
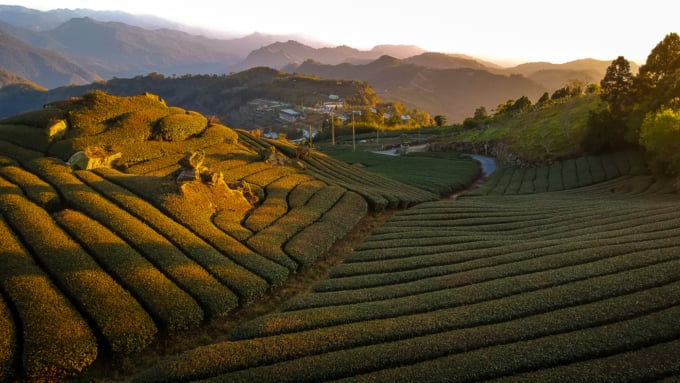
[
  {"x1": 0, "y1": 124, "x2": 51, "y2": 152},
  {"x1": 0, "y1": 179, "x2": 158, "y2": 354},
  {"x1": 600, "y1": 56, "x2": 635, "y2": 117},
  {"x1": 285, "y1": 191, "x2": 367, "y2": 266},
  {"x1": 470, "y1": 152, "x2": 647, "y2": 196},
  {"x1": 328, "y1": 150, "x2": 480, "y2": 196},
  {"x1": 0, "y1": 275, "x2": 15, "y2": 382},
  {"x1": 54, "y1": 209, "x2": 204, "y2": 331},
  {"x1": 82, "y1": 169, "x2": 261, "y2": 305},
  {"x1": 639, "y1": 104, "x2": 680, "y2": 175},
  {"x1": 174, "y1": 190, "x2": 679, "y2": 382},
  {"x1": 0, "y1": 215, "x2": 97, "y2": 380},
  {"x1": 0, "y1": 164, "x2": 61, "y2": 212},
  {"x1": 157, "y1": 111, "x2": 208, "y2": 141},
  {"x1": 25, "y1": 158, "x2": 238, "y2": 317}
]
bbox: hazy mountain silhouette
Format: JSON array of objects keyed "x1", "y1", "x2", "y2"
[
  {"x1": 292, "y1": 56, "x2": 546, "y2": 121},
  {"x1": 0, "y1": 29, "x2": 101, "y2": 88},
  {"x1": 0, "y1": 5, "x2": 618, "y2": 122},
  {"x1": 234, "y1": 40, "x2": 425, "y2": 71}
]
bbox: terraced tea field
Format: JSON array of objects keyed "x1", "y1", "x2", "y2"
[
  {"x1": 1, "y1": 92, "x2": 678, "y2": 381},
  {"x1": 135, "y1": 169, "x2": 680, "y2": 382},
  {"x1": 0, "y1": 93, "x2": 471, "y2": 381}
]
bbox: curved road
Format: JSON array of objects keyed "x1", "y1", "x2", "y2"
[{"x1": 466, "y1": 154, "x2": 497, "y2": 177}]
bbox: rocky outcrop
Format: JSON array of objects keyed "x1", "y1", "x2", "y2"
[
  {"x1": 174, "y1": 150, "x2": 258, "y2": 212},
  {"x1": 66, "y1": 146, "x2": 122, "y2": 170}
]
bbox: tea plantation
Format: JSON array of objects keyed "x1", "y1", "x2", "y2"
[
  {"x1": 135, "y1": 165, "x2": 680, "y2": 382},
  {"x1": 0, "y1": 92, "x2": 454, "y2": 381},
  {"x1": 1, "y1": 91, "x2": 679, "y2": 382}
]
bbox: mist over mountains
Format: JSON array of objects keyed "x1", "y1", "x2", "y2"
[{"x1": 0, "y1": 5, "x2": 627, "y2": 122}]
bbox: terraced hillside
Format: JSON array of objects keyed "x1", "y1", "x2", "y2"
[
  {"x1": 134, "y1": 160, "x2": 680, "y2": 382},
  {"x1": 0, "y1": 91, "x2": 461, "y2": 381}
]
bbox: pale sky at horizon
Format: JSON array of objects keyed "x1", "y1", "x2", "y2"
[{"x1": 5, "y1": 0, "x2": 678, "y2": 66}]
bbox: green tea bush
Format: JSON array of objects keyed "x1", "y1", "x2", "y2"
[
  {"x1": 0, "y1": 140, "x2": 44, "y2": 163},
  {"x1": 244, "y1": 173, "x2": 309, "y2": 233},
  {"x1": 286, "y1": 191, "x2": 367, "y2": 266},
  {"x1": 561, "y1": 158, "x2": 579, "y2": 189},
  {"x1": 600, "y1": 153, "x2": 622, "y2": 179},
  {"x1": 586, "y1": 155, "x2": 606, "y2": 183},
  {"x1": 0, "y1": 284, "x2": 15, "y2": 381},
  {"x1": 517, "y1": 167, "x2": 537, "y2": 194},
  {"x1": 288, "y1": 179, "x2": 325, "y2": 208},
  {"x1": 54, "y1": 209, "x2": 204, "y2": 331},
  {"x1": 0, "y1": 108, "x2": 67, "y2": 128},
  {"x1": 244, "y1": 167, "x2": 296, "y2": 188},
  {"x1": 212, "y1": 209, "x2": 253, "y2": 241},
  {"x1": 338, "y1": 305, "x2": 680, "y2": 383},
  {"x1": 144, "y1": 278, "x2": 680, "y2": 383},
  {"x1": 496, "y1": 338, "x2": 680, "y2": 382},
  {"x1": 159, "y1": 192, "x2": 290, "y2": 288},
  {"x1": 68, "y1": 91, "x2": 168, "y2": 136},
  {"x1": 236, "y1": 248, "x2": 680, "y2": 338},
  {"x1": 0, "y1": 187, "x2": 157, "y2": 354},
  {"x1": 221, "y1": 162, "x2": 272, "y2": 183},
  {"x1": 25, "y1": 158, "x2": 238, "y2": 317},
  {"x1": 547, "y1": 161, "x2": 564, "y2": 191},
  {"x1": 0, "y1": 124, "x2": 51, "y2": 152},
  {"x1": 533, "y1": 165, "x2": 549, "y2": 193},
  {"x1": 157, "y1": 111, "x2": 208, "y2": 141},
  {"x1": 0, "y1": 210, "x2": 97, "y2": 380},
  {"x1": 82, "y1": 169, "x2": 261, "y2": 305},
  {"x1": 0, "y1": 165, "x2": 61, "y2": 212},
  {"x1": 504, "y1": 167, "x2": 526, "y2": 194},
  {"x1": 248, "y1": 184, "x2": 347, "y2": 271}
]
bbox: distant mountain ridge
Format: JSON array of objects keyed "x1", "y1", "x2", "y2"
[
  {"x1": 0, "y1": 29, "x2": 101, "y2": 88},
  {"x1": 0, "y1": 5, "x2": 620, "y2": 122}
]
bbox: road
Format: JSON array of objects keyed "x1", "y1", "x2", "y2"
[{"x1": 465, "y1": 154, "x2": 497, "y2": 177}]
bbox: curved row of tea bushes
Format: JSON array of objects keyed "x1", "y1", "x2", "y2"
[
  {"x1": 286, "y1": 233, "x2": 680, "y2": 310},
  {"x1": 470, "y1": 152, "x2": 648, "y2": 196},
  {"x1": 80, "y1": 169, "x2": 268, "y2": 304},
  {"x1": 0, "y1": 124, "x2": 51, "y2": 153},
  {"x1": 0, "y1": 140, "x2": 43, "y2": 163},
  {"x1": 135, "y1": 174, "x2": 680, "y2": 381},
  {"x1": 0, "y1": 178, "x2": 157, "y2": 354},
  {"x1": 0, "y1": 214, "x2": 97, "y2": 380},
  {"x1": 254, "y1": 137, "x2": 439, "y2": 210},
  {"x1": 234, "y1": 248, "x2": 680, "y2": 338},
  {"x1": 247, "y1": 185, "x2": 346, "y2": 271},
  {"x1": 491, "y1": 338, "x2": 680, "y2": 382},
  {"x1": 244, "y1": 173, "x2": 311, "y2": 233},
  {"x1": 136, "y1": 270, "x2": 680, "y2": 382},
  {"x1": 0, "y1": 293, "x2": 13, "y2": 381},
  {"x1": 285, "y1": 190, "x2": 368, "y2": 267},
  {"x1": 24, "y1": 158, "x2": 238, "y2": 318},
  {"x1": 53, "y1": 209, "x2": 203, "y2": 331},
  {"x1": 333, "y1": 306, "x2": 680, "y2": 383},
  {"x1": 288, "y1": 179, "x2": 326, "y2": 208},
  {"x1": 0, "y1": 162, "x2": 61, "y2": 212},
  {"x1": 154, "y1": 187, "x2": 291, "y2": 287}
]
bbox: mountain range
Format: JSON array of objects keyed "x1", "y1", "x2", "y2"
[{"x1": 0, "y1": 5, "x2": 637, "y2": 123}]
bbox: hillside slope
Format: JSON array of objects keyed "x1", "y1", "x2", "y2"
[{"x1": 0, "y1": 91, "x2": 450, "y2": 381}]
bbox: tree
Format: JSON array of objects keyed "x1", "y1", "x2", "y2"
[
  {"x1": 638, "y1": 32, "x2": 680, "y2": 85},
  {"x1": 509, "y1": 96, "x2": 532, "y2": 113},
  {"x1": 600, "y1": 56, "x2": 635, "y2": 118},
  {"x1": 473, "y1": 106, "x2": 488, "y2": 120},
  {"x1": 434, "y1": 115, "x2": 447, "y2": 127},
  {"x1": 639, "y1": 99, "x2": 680, "y2": 176}
]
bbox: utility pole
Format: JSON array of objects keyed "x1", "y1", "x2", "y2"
[
  {"x1": 331, "y1": 110, "x2": 335, "y2": 146},
  {"x1": 352, "y1": 110, "x2": 356, "y2": 152}
]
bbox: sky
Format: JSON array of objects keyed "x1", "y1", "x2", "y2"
[{"x1": 7, "y1": 0, "x2": 679, "y2": 66}]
